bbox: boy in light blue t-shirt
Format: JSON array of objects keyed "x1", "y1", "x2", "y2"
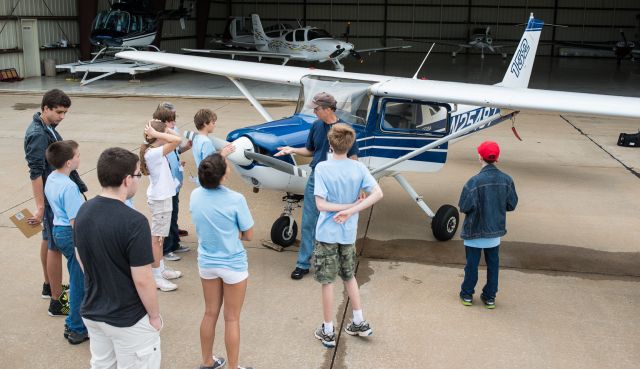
[
  {"x1": 312, "y1": 124, "x2": 383, "y2": 348},
  {"x1": 191, "y1": 108, "x2": 234, "y2": 183},
  {"x1": 43, "y1": 140, "x2": 88, "y2": 344}
]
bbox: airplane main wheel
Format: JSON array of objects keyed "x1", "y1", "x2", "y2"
[
  {"x1": 431, "y1": 205, "x2": 459, "y2": 241},
  {"x1": 271, "y1": 216, "x2": 298, "y2": 247}
]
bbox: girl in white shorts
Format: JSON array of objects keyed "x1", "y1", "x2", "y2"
[
  {"x1": 190, "y1": 154, "x2": 254, "y2": 369},
  {"x1": 140, "y1": 119, "x2": 183, "y2": 292}
]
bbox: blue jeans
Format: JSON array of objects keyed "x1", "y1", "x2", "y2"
[
  {"x1": 52, "y1": 225, "x2": 86, "y2": 334},
  {"x1": 163, "y1": 192, "x2": 180, "y2": 254},
  {"x1": 297, "y1": 171, "x2": 318, "y2": 270},
  {"x1": 460, "y1": 245, "x2": 500, "y2": 299}
]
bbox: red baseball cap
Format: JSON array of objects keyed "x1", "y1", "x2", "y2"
[{"x1": 477, "y1": 141, "x2": 500, "y2": 161}]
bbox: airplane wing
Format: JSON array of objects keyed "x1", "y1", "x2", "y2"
[
  {"x1": 355, "y1": 45, "x2": 412, "y2": 54},
  {"x1": 182, "y1": 48, "x2": 294, "y2": 60},
  {"x1": 117, "y1": 51, "x2": 640, "y2": 119}
]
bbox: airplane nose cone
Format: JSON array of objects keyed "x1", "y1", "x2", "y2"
[{"x1": 226, "y1": 136, "x2": 255, "y2": 166}]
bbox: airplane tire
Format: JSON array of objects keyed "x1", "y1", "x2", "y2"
[
  {"x1": 431, "y1": 205, "x2": 459, "y2": 241},
  {"x1": 271, "y1": 216, "x2": 298, "y2": 247}
]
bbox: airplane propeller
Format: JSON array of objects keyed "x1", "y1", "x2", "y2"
[
  {"x1": 350, "y1": 49, "x2": 364, "y2": 63},
  {"x1": 244, "y1": 151, "x2": 307, "y2": 178},
  {"x1": 329, "y1": 46, "x2": 346, "y2": 59}
]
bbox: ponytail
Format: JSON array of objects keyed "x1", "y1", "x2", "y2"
[{"x1": 139, "y1": 142, "x2": 152, "y2": 176}]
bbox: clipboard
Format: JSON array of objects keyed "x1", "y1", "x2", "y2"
[{"x1": 10, "y1": 208, "x2": 43, "y2": 238}]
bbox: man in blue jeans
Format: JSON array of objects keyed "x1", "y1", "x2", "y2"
[
  {"x1": 275, "y1": 92, "x2": 358, "y2": 280},
  {"x1": 458, "y1": 141, "x2": 518, "y2": 308}
]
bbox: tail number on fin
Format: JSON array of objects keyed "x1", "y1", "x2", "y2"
[{"x1": 510, "y1": 39, "x2": 530, "y2": 78}]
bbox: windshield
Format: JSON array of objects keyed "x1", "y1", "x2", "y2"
[
  {"x1": 92, "y1": 10, "x2": 130, "y2": 33},
  {"x1": 297, "y1": 76, "x2": 373, "y2": 126},
  {"x1": 307, "y1": 29, "x2": 332, "y2": 40}
]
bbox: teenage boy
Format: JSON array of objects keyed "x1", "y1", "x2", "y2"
[
  {"x1": 191, "y1": 108, "x2": 234, "y2": 175},
  {"x1": 275, "y1": 92, "x2": 358, "y2": 280},
  {"x1": 24, "y1": 88, "x2": 87, "y2": 314},
  {"x1": 458, "y1": 141, "x2": 518, "y2": 309},
  {"x1": 44, "y1": 140, "x2": 88, "y2": 344},
  {"x1": 75, "y1": 147, "x2": 162, "y2": 368},
  {"x1": 312, "y1": 124, "x2": 383, "y2": 348},
  {"x1": 153, "y1": 103, "x2": 192, "y2": 261}
]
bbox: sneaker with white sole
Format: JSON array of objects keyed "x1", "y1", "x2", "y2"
[
  {"x1": 161, "y1": 267, "x2": 182, "y2": 280},
  {"x1": 314, "y1": 324, "x2": 336, "y2": 348},
  {"x1": 164, "y1": 252, "x2": 181, "y2": 261},
  {"x1": 155, "y1": 277, "x2": 177, "y2": 292},
  {"x1": 344, "y1": 320, "x2": 373, "y2": 337},
  {"x1": 173, "y1": 244, "x2": 191, "y2": 253}
]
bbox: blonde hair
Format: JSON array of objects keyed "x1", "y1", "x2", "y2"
[
  {"x1": 327, "y1": 123, "x2": 355, "y2": 155},
  {"x1": 139, "y1": 119, "x2": 167, "y2": 176}
]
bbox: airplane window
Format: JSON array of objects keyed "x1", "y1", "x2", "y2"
[
  {"x1": 295, "y1": 30, "x2": 305, "y2": 41},
  {"x1": 307, "y1": 29, "x2": 332, "y2": 40},
  {"x1": 382, "y1": 101, "x2": 447, "y2": 134},
  {"x1": 284, "y1": 32, "x2": 294, "y2": 42}
]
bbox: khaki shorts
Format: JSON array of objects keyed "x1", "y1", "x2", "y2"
[
  {"x1": 147, "y1": 198, "x2": 172, "y2": 237},
  {"x1": 313, "y1": 241, "x2": 357, "y2": 284}
]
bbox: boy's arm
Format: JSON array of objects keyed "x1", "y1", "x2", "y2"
[
  {"x1": 333, "y1": 184, "x2": 383, "y2": 224},
  {"x1": 131, "y1": 265, "x2": 162, "y2": 330},
  {"x1": 315, "y1": 196, "x2": 359, "y2": 212},
  {"x1": 28, "y1": 177, "x2": 45, "y2": 224}
]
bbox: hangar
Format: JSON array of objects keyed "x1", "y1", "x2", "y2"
[{"x1": 1, "y1": 1, "x2": 640, "y2": 369}]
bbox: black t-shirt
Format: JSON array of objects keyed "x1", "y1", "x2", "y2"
[{"x1": 75, "y1": 196, "x2": 154, "y2": 327}]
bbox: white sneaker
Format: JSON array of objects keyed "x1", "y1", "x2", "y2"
[
  {"x1": 173, "y1": 244, "x2": 191, "y2": 253},
  {"x1": 164, "y1": 252, "x2": 181, "y2": 261},
  {"x1": 162, "y1": 267, "x2": 182, "y2": 280},
  {"x1": 155, "y1": 277, "x2": 177, "y2": 292}
]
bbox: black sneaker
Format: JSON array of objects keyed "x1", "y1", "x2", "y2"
[
  {"x1": 314, "y1": 324, "x2": 336, "y2": 348},
  {"x1": 41, "y1": 283, "x2": 51, "y2": 299},
  {"x1": 460, "y1": 293, "x2": 473, "y2": 306},
  {"x1": 344, "y1": 320, "x2": 373, "y2": 337},
  {"x1": 48, "y1": 299, "x2": 69, "y2": 316},
  {"x1": 480, "y1": 294, "x2": 496, "y2": 309},
  {"x1": 63, "y1": 324, "x2": 70, "y2": 339},
  {"x1": 67, "y1": 330, "x2": 89, "y2": 345},
  {"x1": 198, "y1": 356, "x2": 226, "y2": 369},
  {"x1": 290, "y1": 267, "x2": 309, "y2": 280}
]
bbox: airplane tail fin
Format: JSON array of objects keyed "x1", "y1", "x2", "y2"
[
  {"x1": 499, "y1": 13, "x2": 543, "y2": 88},
  {"x1": 251, "y1": 14, "x2": 269, "y2": 47},
  {"x1": 223, "y1": 17, "x2": 234, "y2": 41}
]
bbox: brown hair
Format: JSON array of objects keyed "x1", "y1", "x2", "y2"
[
  {"x1": 327, "y1": 123, "x2": 355, "y2": 155},
  {"x1": 46, "y1": 140, "x2": 78, "y2": 169},
  {"x1": 41, "y1": 89, "x2": 71, "y2": 110},
  {"x1": 194, "y1": 108, "x2": 216, "y2": 130},
  {"x1": 153, "y1": 106, "x2": 176, "y2": 123},
  {"x1": 98, "y1": 148, "x2": 139, "y2": 188},
  {"x1": 139, "y1": 119, "x2": 167, "y2": 176},
  {"x1": 199, "y1": 154, "x2": 226, "y2": 189}
]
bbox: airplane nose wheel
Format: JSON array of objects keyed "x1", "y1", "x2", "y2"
[
  {"x1": 271, "y1": 216, "x2": 298, "y2": 247},
  {"x1": 431, "y1": 205, "x2": 459, "y2": 241}
]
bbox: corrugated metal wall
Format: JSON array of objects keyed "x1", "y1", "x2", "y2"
[
  {"x1": 207, "y1": 0, "x2": 640, "y2": 56},
  {"x1": 0, "y1": 0, "x2": 80, "y2": 77}
]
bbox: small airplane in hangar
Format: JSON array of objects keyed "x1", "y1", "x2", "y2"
[
  {"x1": 90, "y1": 0, "x2": 192, "y2": 48},
  {"x1": 558, "y1": 30, "x2": 639, "y2": 66},
  {"x1": 402, "y1": 26, "x2": 513, "y2": 59},
  {"x1": 183, "y1": 13, "x2": 411, "y2": 71},
  {"x1": 118, "y1": 14, "x2": 640, "y2": 247}
]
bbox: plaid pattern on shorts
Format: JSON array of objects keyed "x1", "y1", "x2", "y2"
[{"x1": 313, "y1": 241, "x2": 356, "y2": 284}]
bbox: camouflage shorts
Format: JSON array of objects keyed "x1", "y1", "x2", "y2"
[{"x1": 313, "y1": 241, "x2": 356, "y2": 284}]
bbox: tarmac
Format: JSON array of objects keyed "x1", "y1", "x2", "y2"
[{"x1": 1, "y1": 91, "x2": 639, "y2": 369}]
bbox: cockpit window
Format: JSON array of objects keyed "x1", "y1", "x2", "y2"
[
  {"x1": 284, "y1": 31, "x2": 294, "y2": 42},
  {"x1": 307, "y1": 29, "x2": 332, "y2": 40},
  {"x1": 381, "y1": 100, "x2": 448, "y2": 135},
  {"x1": 93, "y1": 10, "x2": 131, "y2": 33},
  {"x1": 294, "y1": 29, "x2": 305, "y2": 41},
  {"x1": 298, "y1": 76, "x2": 374, "y2": 126}
]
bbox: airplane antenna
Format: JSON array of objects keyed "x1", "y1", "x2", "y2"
[{"x1": 412, "y1": 43, "x2": 435, "y2": 79}]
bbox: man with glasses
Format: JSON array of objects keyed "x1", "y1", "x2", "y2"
[
  {"x1": 275, "y1": 92, "x2": 359, "y2": 280},
  {"x1": 75, "y1": 147, "x2": 162, "y2": 368}
]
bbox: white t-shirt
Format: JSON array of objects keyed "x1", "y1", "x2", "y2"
[{"x1": 144, "y1": 146, "x2": 177, "y2": 200}]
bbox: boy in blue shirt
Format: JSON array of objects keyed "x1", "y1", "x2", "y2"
[
  {"x1": 44, "y1": 140, "x2": 88, "y2": 344},
  {"x1": 191, "y1": 108, "x2": 234, "y2": 178},
  {"x1": 312, "y1": 124, "x2": 383, "y2": 348}
]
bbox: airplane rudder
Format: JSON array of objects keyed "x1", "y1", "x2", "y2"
[
  {"x1": 500, "y1": 14, "x2": 543, "y2": 88},
  {"x1": 251, "y1": 13, "x2": 269, "y2": 41}
]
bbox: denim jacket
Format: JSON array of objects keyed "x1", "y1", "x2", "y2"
[
  {"x1": 24, "y1": 112, "x2": 87, "y2": 195},
  {"x1": 458, "y1": 164, "x2": 518, "y2": 239}
]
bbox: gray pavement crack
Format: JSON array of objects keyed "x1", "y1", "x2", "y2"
[{"x1": 560, "y1": 115, "x2": 640, "y2": 179}]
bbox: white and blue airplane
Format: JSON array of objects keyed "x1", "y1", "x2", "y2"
[{"x1": 118, "y1": 14, "x2": 640, "y2": 246}]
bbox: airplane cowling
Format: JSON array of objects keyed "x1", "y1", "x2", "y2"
[{"x1": 227, "y1": 136, "x2": 255, "y2": 166}]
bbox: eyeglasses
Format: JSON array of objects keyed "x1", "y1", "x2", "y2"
[{"x1": 131, "y1": 173, "x2": 143, "y2": 178}]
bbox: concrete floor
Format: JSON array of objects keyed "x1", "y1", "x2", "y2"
[{"x1": 1, "y1": 91, "x2": 639, "y2": 368}]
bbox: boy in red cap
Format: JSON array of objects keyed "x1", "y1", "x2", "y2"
[{"x1": 458, "y1": 141, "x2": 518, "y2": 308}]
